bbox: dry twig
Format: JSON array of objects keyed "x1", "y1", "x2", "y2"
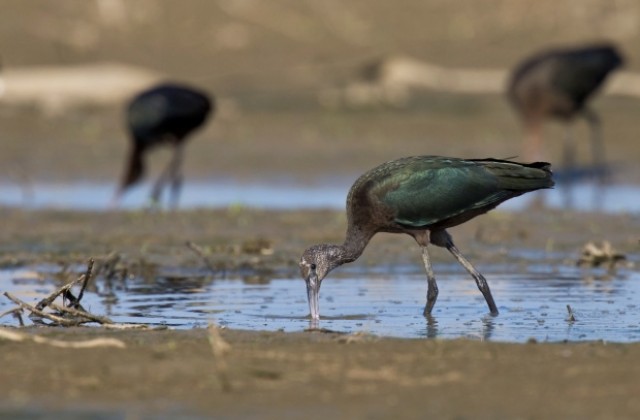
[
  {"x1": 0, "y1": 307, "x2": 24, "y2": 326},
  {"x1": 3, "y1": 258, "x2": 159, "y2": 330},
  {"x1": 49, "y1": 303, "x2": 113, "y2": 325},
  {"x1": 35, "y1": 277, "x2": 82, "y2": 311},
  {"x1": 0, "y1": 306, "x2": 22, "y2": 320},
  {"x1": 566, "y1": 305, "x2": 577, "y2": 322},
  {"x1": 0, "y1": 327, "x2": 126, "y2": 349},
  {"x1": 5, "y1": 292, "x2": 82, "y2": 326},
  {"x1": 74, "y1": 258, "x2": 94, "y2": 307},
  {"x1": 186, "y1": 241, "x2": 218, "y2": 275},
  {"x1": 5, "y1": 259, "x2": 108, "y2": 326}
]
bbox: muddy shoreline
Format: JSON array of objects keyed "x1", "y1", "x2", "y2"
[
  {"x1": 2, "y1": 207, "x2": 638, "y2": 267},
  {"x1": 2, "y1": 326, "x2": 640, "y2": 419},
  {"x1": 1, "y1": 208, "x2": 639, "y2": 417}
]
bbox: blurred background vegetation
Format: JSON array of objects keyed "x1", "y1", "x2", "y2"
[{"x1": 0, "y1": 0, "x2": 638, "y2": 184}]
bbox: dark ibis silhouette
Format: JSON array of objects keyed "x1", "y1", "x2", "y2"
[
  {"x1": 507, "y1": 43, "x2": 623, "y2": 171},
  {"x1": 113, "y1": 82, "x2": 213, "y2": 208},
  {"x1": 299, "y1": 156, "x2": 554, "y2": 320}
]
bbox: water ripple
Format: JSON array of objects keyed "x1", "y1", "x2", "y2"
[{"x1": 1, "y1": 264, "x2": 639, "y2": 342}]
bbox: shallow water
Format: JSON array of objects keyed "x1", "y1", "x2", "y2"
[
  {"x1": 0, "y1": 180, "x2": 347, "y2": 210},
  {"x1": 1, "y1": 262, "x2": 638, "y2": 343},
  {"x1": 0, "y1": 179, "x2": 639, "y2": 213}
]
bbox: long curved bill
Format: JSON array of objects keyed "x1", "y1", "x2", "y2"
[{"x1": 306, "y1": 275, "x2": 320, "y2": 320}]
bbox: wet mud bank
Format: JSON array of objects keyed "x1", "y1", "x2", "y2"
[
  {"x1": 0, "y1": 207, "x2": 639, "y2": 417},
  {"x1": 1, "y1": 327, "x2": 640, "y2": 419}
]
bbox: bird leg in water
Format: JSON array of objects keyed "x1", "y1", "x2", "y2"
[
  {"x1": 421, "y1": 246, "x2": 439, "y2": 315},
  {"x1": 415, "y1": 231, "x2": 439, "y2": 315},
  {"x1": 150, "y1": 168, "x2": 169, "y2": 207},
  {"x1": 168, "y1": 144, "x2": 185, "y2": 209},
  {"x1": 431, "y1": 230, "x2": 499, "y2": 315},
  {"x1": 449, "y1": 246, "x2": 499, "y2": 315},
  {"x1": 150, "y1": 141, "x2": 184, "y2": 207}
]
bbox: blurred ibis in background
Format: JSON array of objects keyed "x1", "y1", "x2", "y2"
[
  {"x1": 114, "y1": 82, "x2": 213, "y2": 208},
  {"x1": 300, "y1": 156, "x2": 554, "y2": 321},
  {"x1": 507, "y1": 43, "x2": 623, "y2": 175}
]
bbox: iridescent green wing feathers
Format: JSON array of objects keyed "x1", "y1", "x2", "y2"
[{"x1": 367, "y1": 157, "x2": 552, "y2": 228}]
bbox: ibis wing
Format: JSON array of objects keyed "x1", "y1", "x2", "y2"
[
  {"x1": 128, "y1": 94, "x2": 170, "y2": 132},
  {"x1": 552, "y1": 64, "x2": 604, "y2": 102},
  {"x1": 378, "y1": 162, "x2": 511, "y2": 228},
  {"x1": 128, "y1": 86, "x2": 211, "y2": 137},
  {"x1": 551, "y1": 52, "x2": 618, "y2": 102},
  {"x1": 130, "y1": 92, "x2": 206, "y2": 127}
]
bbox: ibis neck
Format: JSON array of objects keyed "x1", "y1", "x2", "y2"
[{"x1": 340, "y1": 225, "x2": 374, "y2": 264}]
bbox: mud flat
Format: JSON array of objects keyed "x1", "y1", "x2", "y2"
[{"x1": 0, "y1": 207, "x2": 638, "y2": 418}]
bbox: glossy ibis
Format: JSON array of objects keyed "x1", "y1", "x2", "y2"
[
  {"x1": 113, "y1": 82, "x2": 213, "y2": 208},
  {"x1": 299, "y1": 156, "x2": 554, "y2": 320},
  {"x1": 508, "y1": 43, "x2": 623, "y2": 170}
]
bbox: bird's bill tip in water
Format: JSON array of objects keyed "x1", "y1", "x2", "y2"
[
  {"x1": 300, "y1": 251, "x2": 322, "y2": 320},
  {"x1": 305, "y1": 275, "x2": 321, "y2": 320}
]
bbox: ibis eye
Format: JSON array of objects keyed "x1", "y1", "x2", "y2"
[{"x1": 310, "y1": 263, "x2": 317, "y2": 270}]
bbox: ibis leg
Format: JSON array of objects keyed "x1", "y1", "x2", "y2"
[
  {"x1": 420, "y1": 245, "x2": 439, "y2": 316},
  {"x1": 151, "y1": 164, "x2": 170, "y2": 206},
  {"x1": 446, "y1": 243, "x2": 499, "y2": 315},
  {"x1": 168, "y1": 144, "x2": 185, "y2": 209},
  {"x1": 150, "y1": 141, "x2": 183, "y2": 207}
]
